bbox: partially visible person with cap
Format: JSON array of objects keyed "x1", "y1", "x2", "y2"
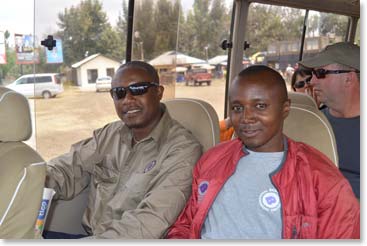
[{"x1": 299, "y1": 42, "x2": 360, "y2": 199}]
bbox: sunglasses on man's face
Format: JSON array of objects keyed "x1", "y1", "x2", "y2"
[
  {"x1": 294, "y1": 76, "x2": 312, "y2": 89},
  {"x1": 312, "y1": 68, "x2": 360, "y2": 79},
  {"x1": 110, "y1": 82, "x2": 159, "y2": 100}
]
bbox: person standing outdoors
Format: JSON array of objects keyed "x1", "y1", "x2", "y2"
[{"x1": 299, "y1": 42, "x2": 360, "y2": 199}]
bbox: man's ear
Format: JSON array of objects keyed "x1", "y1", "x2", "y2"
[
  {"x1": 282, "y1": 99, "x2": 291, "y2": 119},
  {"x1": 157, "y1": 85, "x2": 164, "y2": 100},
  {"x1": 345, "y1": 71, "x2": 358, "y2": 87}
]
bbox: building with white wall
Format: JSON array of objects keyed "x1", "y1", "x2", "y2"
[{"x1": 71, "y1": 54, "x2": 121, "y2": 89}]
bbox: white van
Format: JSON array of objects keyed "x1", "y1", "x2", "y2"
[{"x1": 6, "y1": 73, "x2": 64, "y2": 99}]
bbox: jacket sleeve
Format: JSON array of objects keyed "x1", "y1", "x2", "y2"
[
  {"x1": 166, "y1": 158, "x2": 202, "y2": 239},
  {"x1": 45, "y1": 129, "x2": 102, "y2": 200},
  {"x1": 92, "y1": 140, "x2": 202, "y2": 239},
  {"x1": 317, "y1": 178, "x2": 360, "y2": 239}
]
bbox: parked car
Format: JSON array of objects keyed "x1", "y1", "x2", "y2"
[
  {"x1": 185, "y1": 68, "x2": 212, "y2": 86},
  {"x1": 6, "y1": 73, "x2": 63, "y2": 99},
  {"x1": 95, "y1": 76, "x2": 112, "y2": 92}
]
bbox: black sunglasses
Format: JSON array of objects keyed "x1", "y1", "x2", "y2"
[
  {"x1": 110, "y1": 82, "x2": 159, "y2": 100},
  {"x1": 312, "y1": 68, "x2": 359, "y2": 79},
  {"x1": 294, "y1": 76, "x2": 312, "y2": 89}
]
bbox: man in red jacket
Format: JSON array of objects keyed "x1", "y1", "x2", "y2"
[{"x1": 166, "y1": 65, "x2": 359, "y2": 239}]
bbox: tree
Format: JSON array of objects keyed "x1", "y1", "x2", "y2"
[
  {"x1": 116, "y1": 0, "x2": 128, "y2": 59},
  {"x1": 245, "y1": 4, "x2": 307, "y2": 57},
  {"x1": 133, "y1": 0, "x2": 156, "y2": 60},
  {"x1": 189, "y1": 0, "x2": 211, "y2": 59},
  {"x1": 319, "y1": 13, "x2": 348, "y2": 37},
  {"x1": 208, "y1": 0, "x2": 230, "y2": 58},
  {"x1": 152, "y1": 0, "x2": 180, "y2": 58},
  {"x1": 178, "y1": 10, "x2": 197, "y2": 56},
  {"x1": 56, "y1": 0, "x2": 123, "y2": 65}
]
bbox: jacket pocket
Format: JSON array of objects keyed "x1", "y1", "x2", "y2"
[{"x1": 283, "y1": 215, "x2": 318, "y2": 239}]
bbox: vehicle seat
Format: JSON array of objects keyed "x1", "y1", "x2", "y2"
[
  {"x1": 284, "y1": 94, "x2": 338, "y2": 166},
  {"x1": 0, "y1": 87, "x2": 46, "y2": 239},
  {"x1": 44, "y1": 97, "x2": 220, "y2": 236},
  {"x1": 164, "y1": 98, "x2": 220, "y2": 152},
  {"x1": 288, "y1": 91, "x2": 318, "y2": 108}
]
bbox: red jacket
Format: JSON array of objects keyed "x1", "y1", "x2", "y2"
[{"x1": 167, "y1": 137, "x2": 360, "y2": 239}]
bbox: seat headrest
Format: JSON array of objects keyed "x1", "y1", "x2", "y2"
[
  {"x1": 288, "y1": 92, "x2": 318, "y2": 108},
  {"x1": 0, "y1": 87, "x2": 32, "y2": 142},
  {"x1": 284, "y1": 105, "x2": 338, "y2": 166},
  {"x1": 164, "y1": 98, "x2": 220, "y2": 152}
]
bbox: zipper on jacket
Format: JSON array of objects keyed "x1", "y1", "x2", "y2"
[{"x1": 269, "y1": 137, "x2": 288, "y2": 238}]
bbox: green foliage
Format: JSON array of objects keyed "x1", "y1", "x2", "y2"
[
  {"x1": 319, "y1": 13, "x2": 348, "y2": 37},
  {"x1": 57, "y1": 0, "x2": 124, "y2": 65},
  {"x1": 246, "y1": 4, "x2": 305, "y2": 56},
  {"x1": 133, "y1": 0, "x2": 157, "y2": 60},
  {"x1": 178, "y1": 0, "x2": 230, "y2": 59}
]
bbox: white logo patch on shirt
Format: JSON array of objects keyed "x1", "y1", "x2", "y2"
[{"x1": 259, "y1": 188, "x2": 280, "y2": 212}]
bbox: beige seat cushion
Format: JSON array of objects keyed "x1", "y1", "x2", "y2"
[
  {"x1": 0, "y1": 87, "x2": 46, "y2": 239},
  {"x1": 164, "y1": 98, "x2": 220, "y2": 152},
  {"x1": 284, "y1": 105, "x2": 338, "y2": 166},
  {"x1": 0, "y1": 87, "x2": 32, "y2": 142},
  {"x1": 288, "y1": 91, "x2": 318, "y2": 108}
]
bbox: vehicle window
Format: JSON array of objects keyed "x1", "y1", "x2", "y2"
[
  {"x1": 106, "y1": 68, "x2": 115, "y2": 77},
  {"x1": 0, "y1": 0, "x2": 359, "y2": 161},
  {"x1": 246, "y1": 3, "x2": 350, "y2": 88},
  {"x1": 27, "y1": 77, "x2": 36, "y2": 84},
  {"x1": 35, "y1": 76, "x2": 52, "y2": 83},
  {"x1": 16, "y1": 78, "x2": 28, "y2": 85},
  {"x1": 132, "y1": 0, "x2": 233, "y2": 119},
  {"x1": 13, "y1": 0, "x2": 125, "y2": 159}
]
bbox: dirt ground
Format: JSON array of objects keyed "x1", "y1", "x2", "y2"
[{"x1": 34, "y1": 79, "x2": 226, "y2": 160}]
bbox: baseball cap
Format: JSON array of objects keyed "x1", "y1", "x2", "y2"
[{"x1": 299, "y1": 42, "x2": 360, "y2": 70}]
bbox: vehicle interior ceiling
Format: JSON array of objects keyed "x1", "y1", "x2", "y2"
[{"x1": 224, "y1": 0, "x2": 360, "y2": 117}]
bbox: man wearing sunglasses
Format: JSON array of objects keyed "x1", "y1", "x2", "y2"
[
  {"x1": 44, "y1": 61, "x2": 202, "y2": 238},
  {"x1": 299, "y1": 42, "x2": 360, "y2": 199}
]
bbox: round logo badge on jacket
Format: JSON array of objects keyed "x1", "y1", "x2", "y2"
[
  {"x1": 259, "y1": 188, "x2": 280, "y2": 212},
  {"x1": 198, "y1": 181, "x2": 209, "y2": 202},
  {"x1": 144, "y1": 160, "x2": 156, "y2": 173}
]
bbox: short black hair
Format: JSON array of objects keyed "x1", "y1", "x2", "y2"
[
  {"x1": 117, "y1": 60, "x2": 160, "y2": 83},
  {"x1": 237, "y1": 65, "x2": 288, "y2": 101}
]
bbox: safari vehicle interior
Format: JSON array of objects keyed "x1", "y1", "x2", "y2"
[{"x1": 0, "y1": 0, "x2": 359, "y2": 238}]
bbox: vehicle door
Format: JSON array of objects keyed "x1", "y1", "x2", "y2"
[{"x1": 12, "y1": 77, "x2": 34, "y2": 97}]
